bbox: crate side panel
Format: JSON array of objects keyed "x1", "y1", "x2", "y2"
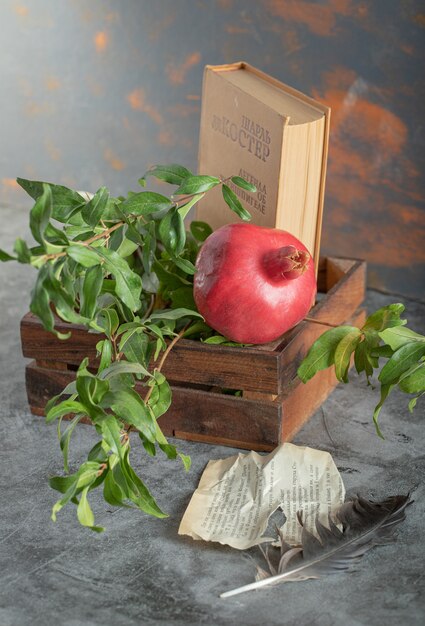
[
  {"x1": 21, "y1": 313, "x2": 281, "y2": 394},
  {"x1": 280, "y1": 307, "x2": 367, "y2": 441},
  {"x1": 280, "y1": 365, "x2": 339, "y2": 442},
  {"x1": 25, "y1": 362, "x2": 281, "y2": 451}
]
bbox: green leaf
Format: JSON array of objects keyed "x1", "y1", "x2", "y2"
[
  {"x1": 398, "y1": 363, "x2": 425, "y2": 394},
  {"x1": 30, "y1": 269, "x2": 55, "y2": 334},
  {"x1": 99, "y1": 415, "x2": 125, "y2": 458},
  {"x1": 169, "y1": 286, "x2": 197, "y2": 311},
  {"x1": 99, "y1": 198, "x2": 124, "y2": 222},
  {"x1": 45, "y1": 383, "x2": 77, "y2": 416},
  {"x1": 153, "y1": 423, "x2": 179, "y2": 462},
  {"x1": 408, "y1": 393, "x2": 424, "y2": 413},
  {"x1": 231, "y1": 176, "x2": 257, "y2": 193},
  {"x1": 370, "y1": 345, "x2": 394, "y2": 359},
  {"x1": 41, "y1": 263, "x2": 89, "y2": 326},
  {"x1": 117, "y1": 235, "x2": 139, "y2": 258},
  {"x1": 102, "y1": 388, "x2": 156, "y2": 440},
  {"x1": 139, "y1": 222, "x2": 156, "y2": 274},
  {"x1": 354, "y1": 340, "x2": 369, "y2": 377},
  {"x1": 362, "y1": 303, "x2": 406, "y2": 332},
  {"x1": 174, "y1": 175, "x2": 220, "y2": 195},
  {"x1": 97, "y1": 307, "x2": 120, "y2": 338},
  {"x1": 170, "y1": 255, "x2": 196, "y2": 275},
  {"x1": 373, "y1": 384, "x2": 394, "y2": 438},
  {"x1": 50, "y1": 477, "x2": 80, "y2": 518},
  {"x1": 0, "y1": 248, "x2": 16, "y2": 262},
  {"x1": 46, "y1": 399, "x2": 86, "y2": 424},
  {"x1": 179, "y1": 453, "x2": 191, "y2": 471},
  {"x1": 45, "y1": 222, "x2": 69, "y2": 247},
  {"x1": 139, "y1": 433, "x2": 156, "y2": 457},
  {"x1": 363, "y1": 332, "x2": 381, "y2": 368},
  {"x1": 142, "y1": 271, "x2": 160, "y2": 293},
  {"x1": 177, "y1": 193, "x2": 205, "y2": 220},
  {"x1": 103, "y1": 467, "x2": 131, "y2": 507},
  {"x1": 119, "y1": 329, "x2": 150, "y2": 366},
  {"x1": 60, "y1": 414, "x2": 83, "y2": 472},
  {"x1": 116, "y1": 321, "x2": 144, "y2": 335},
  {"x1": 147, "y1": 374, "x2": 172, "y2": 419},
  {"x1": 77, "y1": 486, "x2": 104, "y2": 532},
  {"x1": 182, "y1": 320, "x2": 212, "y2": 338},
  {"x1": 203, "y1": 335, "x2": 232, "y2": 345},
  {"x1": 81, "y1": 186, "x2": 109, "y2": 227},
  {"x1": 49, "y1": 474, "x2": 79, "y2": 494},
  {"x1": 29, "y1": 183, "x2": 52, "y2": 247},
  {"x1": 99, "y1": 361, "x2": 151, "y2": 380},
  {"x1": 202, "y1": 334, "x2": 246, "y2": 346},
  {"x1": 379, "y1": 342, "x2": 425, "y2": 385},
  {"x1": 80, "y1": 265, "x2": 104, "y2": 319},
  {"x1": 190, "y1": 220, "x2": 213, "y2": 242},
  {"x1": 144, "y1": 323, "x2": 166, "y2": 352},
  {"x1": 149, "y1": 307, "x2": 203, "y2": 321},
  {"x1": 50, "y1": 461, "x2": 101, "y2": 521},
  {"x1": 334, "y1": 329, "x2": 362, "y2": 383},
  {"x1": 145, "y1": 163, "x2": 192, "y2": 185},
  {"x1": 158, "y1": 207, "x2": 186, "y2": 256},
  {"x1": 153, "y1": 260, "x2": 191, "y2": 290},
  {"x1": 17, "y1": 178, "x2": 85, "y2": 223},
  {"x1": 96, "y1": 247, "x2": 142, "y2": 311},
  {"x1": 67, "y1": 245, "x2": 101, "y2": 268},
  {"x1": 379, "y1": 326, "x2": 425, "y2": 351},
  {"x1": 13, "y1": 238, "x2": 32, "y2": 263},
  {"x1": 119, "y1": 450, "x2": 167, "y2": 518},
  {"x1": 221, "y1": 184, "x2": 251, "y2": 221},
  {"x1": 120, "y1": 192, "x2": 173, "y2": 216},
  {"x1": 125, "y1": 222, "x2": 144, "y2": 247},
  {"x1": 75, "y1": 376, "x2": 107, "y2": 421},
  {"x1": 88, "y1": 441, "x2": 108, "y2": 462},
  {"x1": 298, "y1": 326, "x2": 359, "y2": 383},
  {"x1": 96, "y1": 339, "x2": 113, "y2": 373}
]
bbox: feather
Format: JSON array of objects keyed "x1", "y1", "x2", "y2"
[{"x1": 220, "y1": 494, "x2": 412, "y2": 598}]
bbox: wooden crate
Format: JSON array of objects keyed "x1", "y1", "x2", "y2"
[{"x1": 21, "y1": 256, "x2": 366, "y2": 451}]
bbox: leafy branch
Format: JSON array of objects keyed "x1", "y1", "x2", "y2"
[
  {"x1": 0, "y1": 164, "x2": 256, "y2": 531},
  {"x1": 298, "y1": 304, "x2": 425, "y2": 437}
]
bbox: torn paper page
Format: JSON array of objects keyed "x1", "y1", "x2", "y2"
[{"x1": 179, "y1": 443, "x2": 345, "y2": 549}]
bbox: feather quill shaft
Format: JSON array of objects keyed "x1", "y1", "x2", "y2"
[{"x1": 221, "y1": 494, "x2": 412, "y2": 598}]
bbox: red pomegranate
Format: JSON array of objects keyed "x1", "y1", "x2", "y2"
[{"x1": 193, "y1": 223, "x2": 316, "y2": 344}]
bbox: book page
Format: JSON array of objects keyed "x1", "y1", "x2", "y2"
[{"x1": 178, "y1": 443, "x2": 345, "y2": 549}]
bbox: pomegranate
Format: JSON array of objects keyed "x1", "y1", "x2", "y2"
[{"x1": 193, "y1": 223, "x2": 316, "y2": 344}]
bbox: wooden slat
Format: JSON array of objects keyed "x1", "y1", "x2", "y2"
[
  {"x1": 25, "y1": 362, "x2": 281, "y2": 451},
  {"x1": 21, "y1": 313, "x2": 280, "y2": 394},
  {"x1": 279, "y1": 308, "x2": 367, "y2": 441}
]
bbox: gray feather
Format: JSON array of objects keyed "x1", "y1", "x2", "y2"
[{"x1": 221, "y1": 494, "x2": 412, "y2": 598}]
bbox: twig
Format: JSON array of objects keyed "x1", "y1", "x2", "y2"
[
  {"x1": 43, "y1": 221, "x2": 124, "y2": 261},
  {"x1": 144, "y1": 294, "x2": 155, "y2": 320},
  {"x1": 144, "y1": 323, "x2": 190, "y2": 405}
]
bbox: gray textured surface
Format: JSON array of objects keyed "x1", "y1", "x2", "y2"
[{"x1": 0, "y1": 202, "x2": 424, "y2": 626}]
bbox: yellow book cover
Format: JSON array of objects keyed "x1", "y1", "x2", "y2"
[{"x1": 196, "y1": 62, "x2": 330, "y2": 261}]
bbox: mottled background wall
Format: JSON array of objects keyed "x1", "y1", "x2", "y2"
[{"x1": 1, "y1": 0, "x2": 424, "y2": 297}]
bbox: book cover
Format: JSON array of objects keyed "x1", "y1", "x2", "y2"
[{"x1": 196, "y1": 62, "x2": 330, "y2": 262}]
